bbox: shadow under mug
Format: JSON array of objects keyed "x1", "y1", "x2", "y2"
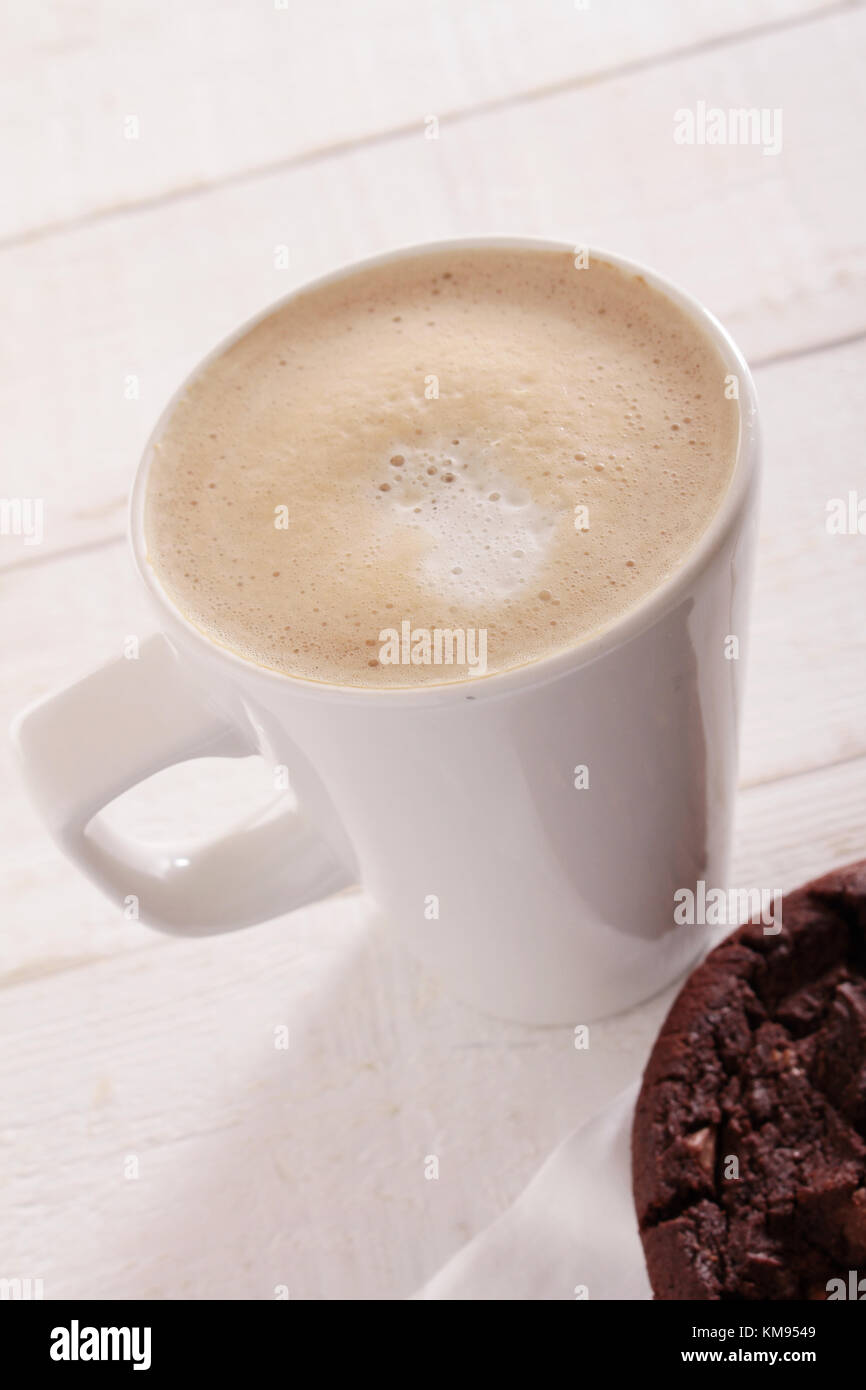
[{"x1": 12, "y1": 238, "x2": 760, "y2": 1024}]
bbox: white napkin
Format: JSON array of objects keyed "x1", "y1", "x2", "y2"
[{"x1": 415, "y1": 1083, "x2": 650, "y2": 1300}]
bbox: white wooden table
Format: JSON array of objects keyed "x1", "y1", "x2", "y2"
[{"x1": 2, "y1": 0, "x2": 864, "y2": 1300}]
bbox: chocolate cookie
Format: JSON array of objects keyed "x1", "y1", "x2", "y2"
[{"x1": 633, "y1": 860, "x2": 866, "y2": 1300}]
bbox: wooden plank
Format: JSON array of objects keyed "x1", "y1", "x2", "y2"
[
  {"x1": 2, "y1": 9, "x2": 865, "y2": 568},
  {"x1": 741, "y1": 336, "x2": 866, "y2": 787},
  {"x1": 0, "y1": 753, "x2": 863, "y2": 1298},
  {"x1": 0, "y1": 0, "x2": 835, "y2": 241}
]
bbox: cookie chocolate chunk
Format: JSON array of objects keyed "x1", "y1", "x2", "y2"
[{"x1": 633, "y1": 860, "x2": 866, "y2": 1300}]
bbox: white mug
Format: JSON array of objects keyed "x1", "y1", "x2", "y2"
[{"x1": 12, "y1": 239, "x2": 760, "y2": 1024}]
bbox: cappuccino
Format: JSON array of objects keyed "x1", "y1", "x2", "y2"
[{"x1": 144, "y1": 248, "x2": 738, "y2": 686}]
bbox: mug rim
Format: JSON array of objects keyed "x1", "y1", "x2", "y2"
[{"x1": 129, "y1": 236, "x2": 760, "y2": 705}]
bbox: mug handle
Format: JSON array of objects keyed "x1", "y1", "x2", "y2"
[{"x1": 11, "y1": 634, "x2": 355, "y2": 933}]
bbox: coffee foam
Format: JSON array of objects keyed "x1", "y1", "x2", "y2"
[
  {"x1": 144, "y1": 249, "x2": 739, "y2": 686},
  {"x1": 371, "y1": 443, "x2": 556, "y2": 603}
]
